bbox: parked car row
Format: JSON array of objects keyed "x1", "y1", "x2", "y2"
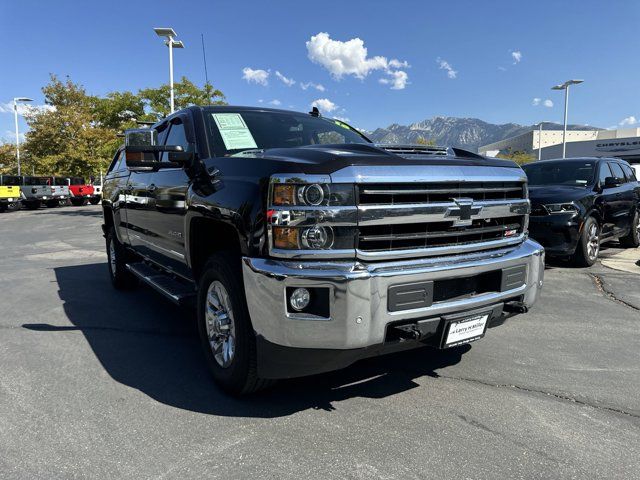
[{"x1": 0, "y1": 175, "x2": 102, "y2": 211}]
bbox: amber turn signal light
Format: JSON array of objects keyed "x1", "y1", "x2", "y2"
[
  {"x1": 273, "y1": 184, "x2": 296, "y2": 206},
  {"x1": 273, "y1": 227, "x2": 299, "y2": 249}
]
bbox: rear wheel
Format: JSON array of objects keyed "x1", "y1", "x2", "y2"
[
  {"x1": 70, "y1": 198, "x2": 88, "y2": 206},
  {"x1": 197, "y1": 253, "x2": 273, "y2": 395},
  {"x1": 573, "y1": 216, "x2": 600, "y2": 267},
  {"x1": 23, "y1": 200, "x2": 41, "y2": 210},
  {"x1": 106, "y1": 228, "x2": 137, "y2": 290},
  {"x1": 620, "y1": 211, "x2": 640, "y2": 248},
  {"x1": 46, "y1": 200, "x2": 60, "y2": 208}
]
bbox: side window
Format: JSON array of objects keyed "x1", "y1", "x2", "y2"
[
  {"x1": 622, "y1": 163, "x2": 637, "y2": 182},
  {"x1": 598, "y1": 163, "x2": 612, "y2": 184},
  {"x1": 608, "y1": 162, "x2": 626, "y2": 183},
  {"x1": 161, "y1": 119, "x2": 192, "y2": 162},
  {"x1": 108, "y1": 150, "x2": 124, "y2": 173}
]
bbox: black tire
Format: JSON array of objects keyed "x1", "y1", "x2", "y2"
[
  {"x1": 23, "y1": 200, "x2": 41, "y2": 210},
  {"x1": 45, "y1": 200, "x2": 59, "y2": 208},
  {"x1": 0, "y1": 204, "x2": 7, "y2": 213},
  {"x1": 89, "y1": 197, "x2": 101, "y2": 205},
  {"x1": 106, "y1": 228, "x2": 137, "y2": 290},
  {"x1": 70, "y1": 198, "x2": 88, "y2": 206},
  {"x1": 572, "y1": 216, "x2": 600, "y2": 267},
  {"x1": 620, "y1": 210, "x2": 640, "y2": 248},
  {"x1": 196, "y1": 253, "x2": 273, "y2": 395}
]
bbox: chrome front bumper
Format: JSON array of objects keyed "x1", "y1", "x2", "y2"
[{"x1": 242, "y1": 239, "x2": 544, "y2": 350}]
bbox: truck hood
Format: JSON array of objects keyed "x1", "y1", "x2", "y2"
[
  {"x1": 528, "y1": 185, "x2": 594, "y2": 204},
  {"x1": 256, "y1": 143, "x2": 519, "y2": 175}
]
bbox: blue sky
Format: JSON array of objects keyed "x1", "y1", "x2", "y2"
[{"x1": 1, "y1": 0, "x2": 639, "y2": 142}]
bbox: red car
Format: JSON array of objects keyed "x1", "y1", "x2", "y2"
[{"x1": 68, "y1": 177, "x2": 95, "y2": 206}]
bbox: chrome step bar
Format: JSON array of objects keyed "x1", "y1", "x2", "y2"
[{"x1": 126, "y1": 262, "x2": 195, "y2": 306}]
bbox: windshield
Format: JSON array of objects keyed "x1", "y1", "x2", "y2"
[
  {"x1": 206, "y1": 109, "x2": 370, "y2": 157},
  {"x1": 523, "y1": 160, "x2": 596, "y2": 186},
  {"x1": 23, "y1": 177, "x2": 51, "y2": 186},
  {"x1": 69, "y1": 178, "x2": 85, "y2": 186},
  {"x1": 0, "y1": 176, "x2": 21, "y2": 186}
]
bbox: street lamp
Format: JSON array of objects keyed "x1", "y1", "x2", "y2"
[
  {"x1": 13, "y1": 97, "x2": 33, "y2": 176},
  {"x1": 552, "y1": 79, "x2": 584, "y2": 159},
  {"x1": 536, "y1": 121, "x2": 554, "y2": 161},
  {"x1": 153, "y1": 27, "x2": 185, "y2": 114}
]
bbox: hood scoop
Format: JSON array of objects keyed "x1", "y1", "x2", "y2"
[{"x1": 376, "y1": 144, "x2": 451, "y2": 156}]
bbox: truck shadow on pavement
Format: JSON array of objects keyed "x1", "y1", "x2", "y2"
[{"x1": 23, "y1": 262, "x2": 470, "y2": 417}]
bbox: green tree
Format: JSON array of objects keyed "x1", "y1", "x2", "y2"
[
  {"x1": 497, "y1": 150, "x2": 535, "y2": 166},
  {"x1": 0, "y1": 143, "x2": 17, "y2": 175},
  {"x1": 139, "y1": 77, "x2": 226, "y2": 120},
  {"x1": 22, "y1": 75, "x2": 116, "y2": 177}
]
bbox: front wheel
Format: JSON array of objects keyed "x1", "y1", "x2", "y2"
[
  {"x1": 89, "y1": 197, "x2": 101, "y2": 205},
  {"x1": 620, "y1": 211, "x2": 640, "y2": 248},
  {"x1": 573, "y1": 216, "x2": 600, "y2": 267},
  {"x1": 46, "y1": 200, "x2": 60, "y2": 208},
  {"x1": 197, "y1": 254, "x2": 273, "y2": 395}
]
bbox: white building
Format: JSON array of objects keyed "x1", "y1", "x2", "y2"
[{"x1": 479, "y1": 127, "x2": 640, "y2": 163}]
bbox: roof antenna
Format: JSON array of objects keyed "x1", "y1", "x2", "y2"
[
  {"x1": 201, "y1": 34, "x2": 210, "y2": 85},
  {"x1": 309, "y1": 106, "x2": 320, "y2": 117}
]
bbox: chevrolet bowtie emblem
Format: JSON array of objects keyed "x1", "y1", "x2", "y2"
[{"x1": 446, "y1": 197, "x2": 483, "y2": 226}]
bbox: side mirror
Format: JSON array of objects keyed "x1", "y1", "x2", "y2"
[
  {"x1": 603, "y1": 176, "x2": 621, "y2": 189},
  {"x1": 123, "y1": 128, "x2": 195, "y2": 170}
]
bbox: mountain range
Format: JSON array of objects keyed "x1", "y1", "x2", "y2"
[{"x1": 367, "y1": 116, "x2": 601, "y2": 152}]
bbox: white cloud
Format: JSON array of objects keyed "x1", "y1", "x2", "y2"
[
  {"x1": 437, "y1": 58, "x2": 457, "y2": 79},
  {"x1": 620, "y1": 116, "x2": 638, "y2": 126},
  {"x1": 0, "y1": 102, "x2": 55, "y2": 115},
  {"x1": 379, "y1": 70, "x2": 409, "y2": 89},
  {"x1": 533, "y1": 98, "x2": 553, "y2": 108},
  {"x1": 242, "y1": 67, "x2": 270, "y2": 86},
  {"x1": 311, "y1": 98, "x2": 338, "y2": 113},
  {"x1": 497, "y1": 66, "x2": 507, "y2": 72},
  {"x1": 275, "y1": 71, "x2": 295, "y2": 86},
  {"x1": 333, "y1": 116, "x2": 350, "y2": 122},
  {"x1": 511, "y1": 50, "x2": 522, "y2": 64},
  {"x1": 300, "y1": 81, "x2": 326, "y2": 92},
  {"x1": 306, "y1": 32, "x2": 409, "y2": 89},
  {"x1": 268, "y1": 99, "x2": 282, "y2": 106}
]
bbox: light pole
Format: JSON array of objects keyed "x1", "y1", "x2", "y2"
[
  {"x1": 537, "y1": 121, "x2": 544, "y2": 161},
  {"x1": 153, "y1": 28, "x2": 184, "y2": 114},
  {"x1": 13, "y1": 97, "x2": 33, "y2": 176},
  {"x1": 552, "y1": 79, "x2": 583, "y2": 159}
]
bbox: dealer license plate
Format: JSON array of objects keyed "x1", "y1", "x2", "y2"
[{"x1": 445, "y1": 314, "x2": 489, "y2": 347}]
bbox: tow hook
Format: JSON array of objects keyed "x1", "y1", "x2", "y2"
[
  {"x1": 392, "y1": 323, "x2": 423, "y2": 341},
  {"x1": 504, "y1": 302, "x2": 528, "y2": 314}
]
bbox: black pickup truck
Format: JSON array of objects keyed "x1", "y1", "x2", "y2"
[{"x1": 102, "y1": 106, "x2": 544, "y2": 394}]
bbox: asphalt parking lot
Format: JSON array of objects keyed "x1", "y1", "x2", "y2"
[{"x1": 1, "y1": 205, "x2": 639, "y2": 479}]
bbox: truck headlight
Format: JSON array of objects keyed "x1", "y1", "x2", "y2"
[
  {"x1": 272, "y1": 225, "x2": 354, "y2": 251},
  {"x1": 544, "y1": 203, "x2": 579, "y2": 214},
  {"x1": 272, "y1": 183, "x2": 353, "y2": 206}
]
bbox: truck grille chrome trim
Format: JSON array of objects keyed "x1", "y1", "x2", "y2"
[{"x1": 355, "y1": 180, "x2": 528, "y2": 261}]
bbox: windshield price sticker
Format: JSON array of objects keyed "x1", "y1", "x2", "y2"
[{"x1": 212, "y1": 113, "x2": 258, "y2": 150}]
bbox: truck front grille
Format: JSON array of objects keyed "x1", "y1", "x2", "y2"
[{"x1": 356, "y1": 181, "x2": 529, "y2": 260}]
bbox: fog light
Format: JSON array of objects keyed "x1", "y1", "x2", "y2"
[
  {"x1": 301, "y1": 225, "x2": 333, "y2": 249},
  {"x1": 289, "y1": 288, "x2": 310, "y2": 311}
]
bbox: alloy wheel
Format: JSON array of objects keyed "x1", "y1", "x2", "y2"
[
  {"x1": 586, "y1": 222, "x2": 600, "y2": 261},
  {"x1": 205, "y1": 281, "x2": 236, "y2": 368},
  {"x1": 109, "y1": 238, "x2": 117, "y2": 279}
]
